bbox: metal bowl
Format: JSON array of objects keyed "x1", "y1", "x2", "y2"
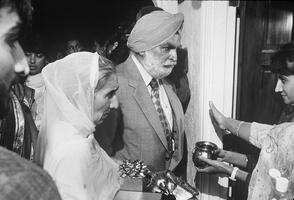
[{"x1": 192, "y1": 141, "x2": 218, "y2": 169}]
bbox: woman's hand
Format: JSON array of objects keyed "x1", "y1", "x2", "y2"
[
  {"x1": 209, "y1": 101, "x2": 227, "y2": 130},
  {"x1": 209, "y1": 101, "x2": 228, "y2": 140},
  {"x1": 213, "y1": 148, "x2": 229, "y2": 162},
  {"x1": 196, "y1": 157, "x2": 232, "y2": 175}
]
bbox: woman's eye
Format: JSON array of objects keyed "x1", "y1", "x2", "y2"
[
  {"x1": 36, "y1": 53, "x2": 44, "y2": 58},
  {"x1": 106, "y1": 90, "x2": 116, "y2": 99},
  {"x1": 280, "y1": 78, "x2": 287, "y2": 84},
  {"x1": 25, "y1": 52, "x2": 31, "y2": 56}
]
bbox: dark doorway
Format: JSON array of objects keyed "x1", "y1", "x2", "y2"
[{"x1": 237, "y1": 0, "x2": 294, "y2": 125}]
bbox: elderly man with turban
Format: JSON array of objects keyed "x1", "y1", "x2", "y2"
[{"x1": 111, "y1": 10, "x2": 186, "y2": 177}]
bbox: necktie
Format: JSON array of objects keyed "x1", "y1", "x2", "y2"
[{"x1": 149, "y1": 78, "x2": 175, "y2": 158}]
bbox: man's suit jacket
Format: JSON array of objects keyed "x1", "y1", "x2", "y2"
[{"x1": 113, "y1": 55, "x2": 185, "y2": 172}]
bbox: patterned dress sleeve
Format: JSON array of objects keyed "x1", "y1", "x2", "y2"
[
  {"x1": 249, "y1": 122, "x2": 273, "y2": 148},
  {"x1": 247, "y1": 122, "x2": 294, "y2": 200}
]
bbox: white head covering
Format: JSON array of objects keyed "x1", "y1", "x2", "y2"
[
  {"x1": 35, "y1": 52, "x2": 120, "y2": 200},
  {"x1": 35, "y1": 52, "x2": 100, "y2": 165}
]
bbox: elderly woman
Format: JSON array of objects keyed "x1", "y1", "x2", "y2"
[
  {"x1": 35, "y1": 52, "x2": 120, "y2": 200},
  {"x1": 198, "y1": 43, "x2": 294, "y2": 199}
]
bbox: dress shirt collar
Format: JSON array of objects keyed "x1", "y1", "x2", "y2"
[{"x1": 131, "y1": 53, "x2": 153, "y2": 87}]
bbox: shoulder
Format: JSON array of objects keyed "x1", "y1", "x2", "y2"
[
  {"x1": 273, "y1": 122, "x2": 294, "y2": 133},
  {"x1": 274, "y1": 122, "x2": 294, "y2": 139},
  {"x1": 0, "y1": 147, "x2": 61, "y2": 199},
  {"x1": 52, "y1": 134, "x2": 90, "y2": 163}
]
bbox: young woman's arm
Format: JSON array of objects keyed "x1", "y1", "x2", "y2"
[
  {"x1": 216, "y1": 149, "x2": 249, "y2": 168},
  {"x1": 209, "y1": 101, "x2": 251, "y2": 142},
  {"x1": 197, "y1": 157, "x2": 249, "y2": 183}
]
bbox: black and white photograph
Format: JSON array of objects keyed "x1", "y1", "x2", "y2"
[{"x1": 0, "y1": 0, "x2": 294, "y2": 200}]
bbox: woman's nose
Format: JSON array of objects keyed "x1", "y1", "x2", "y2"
[
  {"x1": 275, "y1": 79, "x2": 283, "y2": 93},
  {"x1": 30, "y1": 54, "x2": 36, "y2": 64},
  {"x1": 110, "y1": 95, "x2": 119, "y2": 109}
]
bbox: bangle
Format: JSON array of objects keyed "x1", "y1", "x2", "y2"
[
  {"x1": 229, "y1": 167, "x2": 239, "y2": 181},
  {"x1": 224, "y1": 129, "x2": 232, "y2": 135},
  {"x1": 235, "y1": 121, "x2": 244, "y2": 137}
]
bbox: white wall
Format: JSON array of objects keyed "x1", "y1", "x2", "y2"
[
  {"x1": 179, "y1": 1, "x2": 238, "y2": 199},
  {"x1": 153, "y1": 0, "x2": 238, "y2": 199}
]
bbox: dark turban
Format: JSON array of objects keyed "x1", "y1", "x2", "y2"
[{"x1": 127, "y1": 11, "x2": 184, "y2": 53}]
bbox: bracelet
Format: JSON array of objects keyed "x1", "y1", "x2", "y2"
[
  {"x1": 224, "y1": 129, "x2": 232, "y2": 135},
  {"x1": 235, "y1": 121, "x2": 244, "y2": 137},
  {"x1": 229, "y1": 167, "x2": 239, "y2": 181}
]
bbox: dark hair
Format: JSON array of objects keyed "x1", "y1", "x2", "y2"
[
  {"x1": 136, "y1": 6, "x2": 164, "y2": 21},
  {"x1": 96, "y1": 56, "x2": 116, "y2": 91},
  {"x1": 269, "y1": 43, "x2": 294, "y2": 76},
  {"x1": 20, "y1": 32, "x2": 48, "y2": 56},
  {"x1": 0, "y1": 0, "x2": 33, "y2": 37}
]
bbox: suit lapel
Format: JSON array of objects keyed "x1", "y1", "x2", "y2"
[
  {"x1": 124, "y1": 56, "x2": 169, "y2": 150},
  {"x1": 133, "y1": 84, "x2": 169, "y2": 150}
]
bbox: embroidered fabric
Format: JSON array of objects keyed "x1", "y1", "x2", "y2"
[{"x1": 248, "y1": 122, "x2": 294, "y2": 200}]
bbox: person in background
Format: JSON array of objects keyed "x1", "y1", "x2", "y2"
[
  {"x1": 135, "y1": 5, "x2": 163, "y2": 21},
  {"x1": 65, "y1": 38, "x2": 83, "y2": 55},
  {"x1": 92, "y1": 39, "x2": 106, "y2": 56},
  {"x1": 0, "y1": 32, "x2": 48, "y2": 160},
  {"x1": 0, "y1": 0, "x2": 61, "y2": 199},
  {"x1": 167, "y1": 48, "x2": 190, "y2": 113},
  {"x1": 22, "y1": 33, "x2": 48, "y2": 76},
  {"x1": 55, "y1": 36, "x2": 85, "y2": 59},
  {"x1": 21, "y1": 32, "x2": 48, "y2": 131}
]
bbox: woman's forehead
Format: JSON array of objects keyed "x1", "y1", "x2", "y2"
[
  {"x1": 105, "y1": 74, "x2": 118, "y2": 88},
  {"x1": 97, "y1": 73, "x2": 118, "y2": 91}
]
